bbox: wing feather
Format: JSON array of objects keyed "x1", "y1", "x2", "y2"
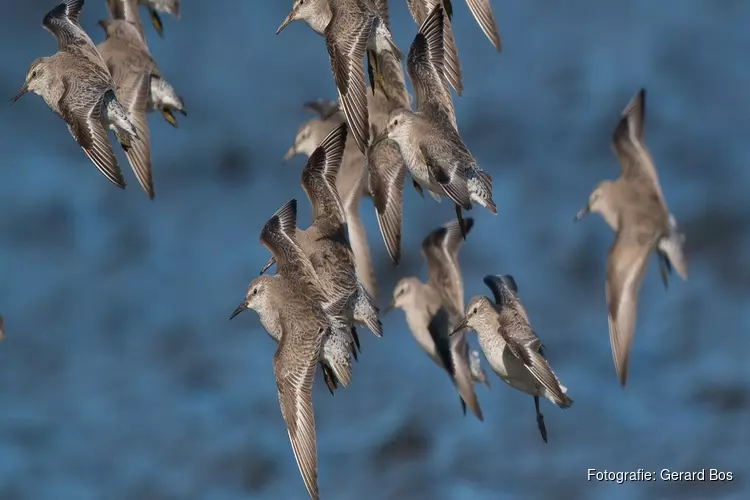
[
  {"x1": 368, "y1": 137, "x2": 406, "y2": 264},
  {"x1": 117, "y1": 72, "x2": 153, "y2": 197},
  {"x1": 606, "y1": 223, "x2": 654, "y2": 387},
  {"x1": 301, "y1": 123, "x2": 348, "y2": 225},
  {"x1": 423, "y1": 218, "x2": 473, "y2": 315},
  {"x1": 44, "y1": 0, "x2": 109, "y2": 70},
  {"x1": 325, "y1": 11, "x2": 374, "y2": 155},
  {"x1": 273, "y1": 321, "x2": 323, "y2": 500},
  {"x1": 259, "y1": 200, "x2": 314, "y2": 278},
  {"x1": 60, "y1": 78, "x2": 125, "y2": 189},
  {"x1": 106, "y1": 0, "x2": 145, "y2": 37},
  {"x1": 407, "y1": 5, "x2": 457, "y2": 128},
  {"x1": 465, "y1": 0, "x2": 502, "y2": 52}
]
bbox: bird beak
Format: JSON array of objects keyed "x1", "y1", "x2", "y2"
[
  {"x1": 97, "y1": 19, "x2": 108, "y2": 32},
  {"x1": 276, "y1": 10, "x2": 295, "y2": 35},
  {"x1": 450, "y1": 317, "x2": 468, "y2": 337},
  {"x1": 282, "y1": 145, "x2": 297, "y2": 162},
  {"x1": 381, "y1": 301, "x2": 394, "y2": 314},
  {"x1": 259, "y1": 257, "x2": 275, "y2": 275},
  {"x1": 11, "y1": 85, "x2": 27, "y2": 104},
  {"x1": 229, "y1": 301, "x2": 247, "y2": 320},
  {"x1": 574, "y1": 203, "x2": 590, "y2": 221}
]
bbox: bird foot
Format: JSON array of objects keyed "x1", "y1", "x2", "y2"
[{"x1": 162, "y1": 109, "x2": 178, "y2": 128}]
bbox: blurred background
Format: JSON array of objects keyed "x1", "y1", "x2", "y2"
[{"x1": 0, "y1": 0, "x2": 748, "y2": 498}]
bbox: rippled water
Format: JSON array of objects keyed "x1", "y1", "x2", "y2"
[{"x1": 0, "y1": 1, "x2": 748, "y2": 499}]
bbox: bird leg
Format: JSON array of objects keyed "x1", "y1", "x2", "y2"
[
  {"x1": 657, "y1": 251, "x2": 672, "y2": 290},
  {"x1": 455, "y1": 204, "x2": 467, "y2": 239},
  {"x1": 412, "y1": 180, "x2": 425, "y2": 198},
  {"x1": 534, "y1": 396, "x2": 548, "y2": 443},
  {"x1": 367, "y1": 52, "x2": 376, "y2": 96},
  {"x1": 366, "y1": 50, "x2": 390, "y2": 99},
  {"x1": 162, "y1": 109, "x2": 178, "y2": 128},
  {"x1": 150, "y1": 8, "x2": 165, "y2": 38}
]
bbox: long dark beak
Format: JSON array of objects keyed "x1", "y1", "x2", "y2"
[
  {"x1": 97, "y1": 19, "x2": 108, "y2": 32},
  {"x1": 229, "y1": 301, "x2": 247, "y2": 320},
  {"x1": 282, "y1": 145, "x2": 297, "y2": 163},
  {"x1": 381, "y1": 301, "x2": 394, "y2": 314},
  {"x1": 450, "y1": 317, "x2": 468, "y2": 337},
  {"x1": 259, "y1": 257, "x2": 275, "y2": 275},
  {"x1": 276, "y1": 10, "x2": 295, "y2": 35},
  {"x1": 574, "y1": 203, "x2": 590, "y2": 221},
  {"x1": 11, "y1": 85, "x2": 27, "y2": 104}
]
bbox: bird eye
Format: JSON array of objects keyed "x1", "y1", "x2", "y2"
[
  {"x1": 472, "y1": 307, "x2": 478, "y2": 314},
  {"x1": 393, "y1": 119, "x2": 399, "y2": 126},
  {"x1": 252, "y1": 288, "x2": 258, "y2": 296},
  {"x1": 31, "y1": 71, "x2": 37, "y2": 79}
]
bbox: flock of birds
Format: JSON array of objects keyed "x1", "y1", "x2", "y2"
[
  {"x1": 13, "y1": 0, "x2": 182, "y2": 198},
  {"x1": 9, "y1": 1, "x2": 689, "y2": 498}
]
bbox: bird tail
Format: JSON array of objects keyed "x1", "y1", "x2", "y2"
[
  {"x1": 658, "y1": 214, "x2": 688, "y2": 281},
  {"x1": 353, "y1": 281, "x2": 383, "y2": 337},
  {"x1": 469, "y1": 349, "x2": 490, "y2": 387},
  {"x1": 321, "y1": 317, "x2": 354, "y2": 388},
  {"x1": 468, "y1": 169, "x2": 497, "y2": 214},
  {"x1": 524, "y1": 347, "x2": 573, "y2": 409},
  {"x1": 104, "y1": 89, "x2": 138, "y2": 147},
  {"x1": 150, "y1": 75, "x2": 186, "y2": 115}
]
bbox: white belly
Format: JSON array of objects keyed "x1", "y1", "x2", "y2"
[{"x1": 481, "y1": 336, "x2": 540, "y2": 397}]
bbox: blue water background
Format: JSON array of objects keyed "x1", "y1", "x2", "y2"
[{"x1": 0, "y1": 0, "x2": 748, "y2": 498}]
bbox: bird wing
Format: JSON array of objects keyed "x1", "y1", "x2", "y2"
[
  {"x1": 407, "y1": 4, "x2": 457, "y2": 129},
  {"x1": 368, "y1": 137, "x2": 406, "y2": 264},
  {"x1": 106, "y1": 0, "x2": 146, "y2": 39},
  {"x1": 325, "y1": 9, "x2": 374, "y2": 155},
  {"x1": 273, "y1": 320, "x2": 325, "y2": 500},
  {"x1": 481, "y1": 274, "x2": 531, "y2": 324},
  {"x1": 303, "y1": 99, "x2": 341, "y2": 121},
  {"x1": 465, "y1": 0, "x2": 502, "y2": 52},
  {"x1": 342, "y1": 175, "x2": 379, "y2": 300},
  {"x1": 259, "y1": 200, "x2": 314, "y2": 278},
  {"x1": 482, "y1": 274, "x2": 518, "y2": 303},
  {"x1": 605, "y1": 220, "x2": 656, "y2": 387},
  {"x1": 498, "y1": 318, "x2": 569, "y2": 408},
  {"x1": 611, "y1": 88, "x2": 665, "y2": 200},
  {"x1": 301, "y1": 123, "x2": 348, "y2": 226},
  {"x1": 43, "y1": 0, "x2": 110, "y2": 71},
  {"x1": 59, "y1": 76, "x2": 125, "y2": 189},
  {"x1": 423, "y1": 218, "x2": 474, "y2": 316},
  {"x1": 117, "y1": 71, "x2": 153, "y2": 198},
  {"x1": 419, "y1": 139, "x2": 472, "y2": 209},
  {"x1": 449, "y1": 329, "x2": 484, "y2": 420},
  {"x1": 406, "y1": 0, "x2": 463, "y2": 95}
]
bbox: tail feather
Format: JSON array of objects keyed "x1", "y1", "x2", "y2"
[
  {"x1": 469, "y1": 170, "x2": 496, "y2": 214},
  {"x1": 469, "y1": 349, "x2": 490, "y2": 387},
  {"x1": 524, "y1": 348, "x2": 573, "y2": 409},
  {"x1": 353, "y1": 282, "x2": 383, "y2": 337},
  {"x1": 658, "y1": 216, "x2": 688, "y2": 281},
  {"x1": 322, "y1": 319, "x2": 354, "y2": 388},
  {"x1": 104, "y1": 89, "x2": 138, "y2": 142}
]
